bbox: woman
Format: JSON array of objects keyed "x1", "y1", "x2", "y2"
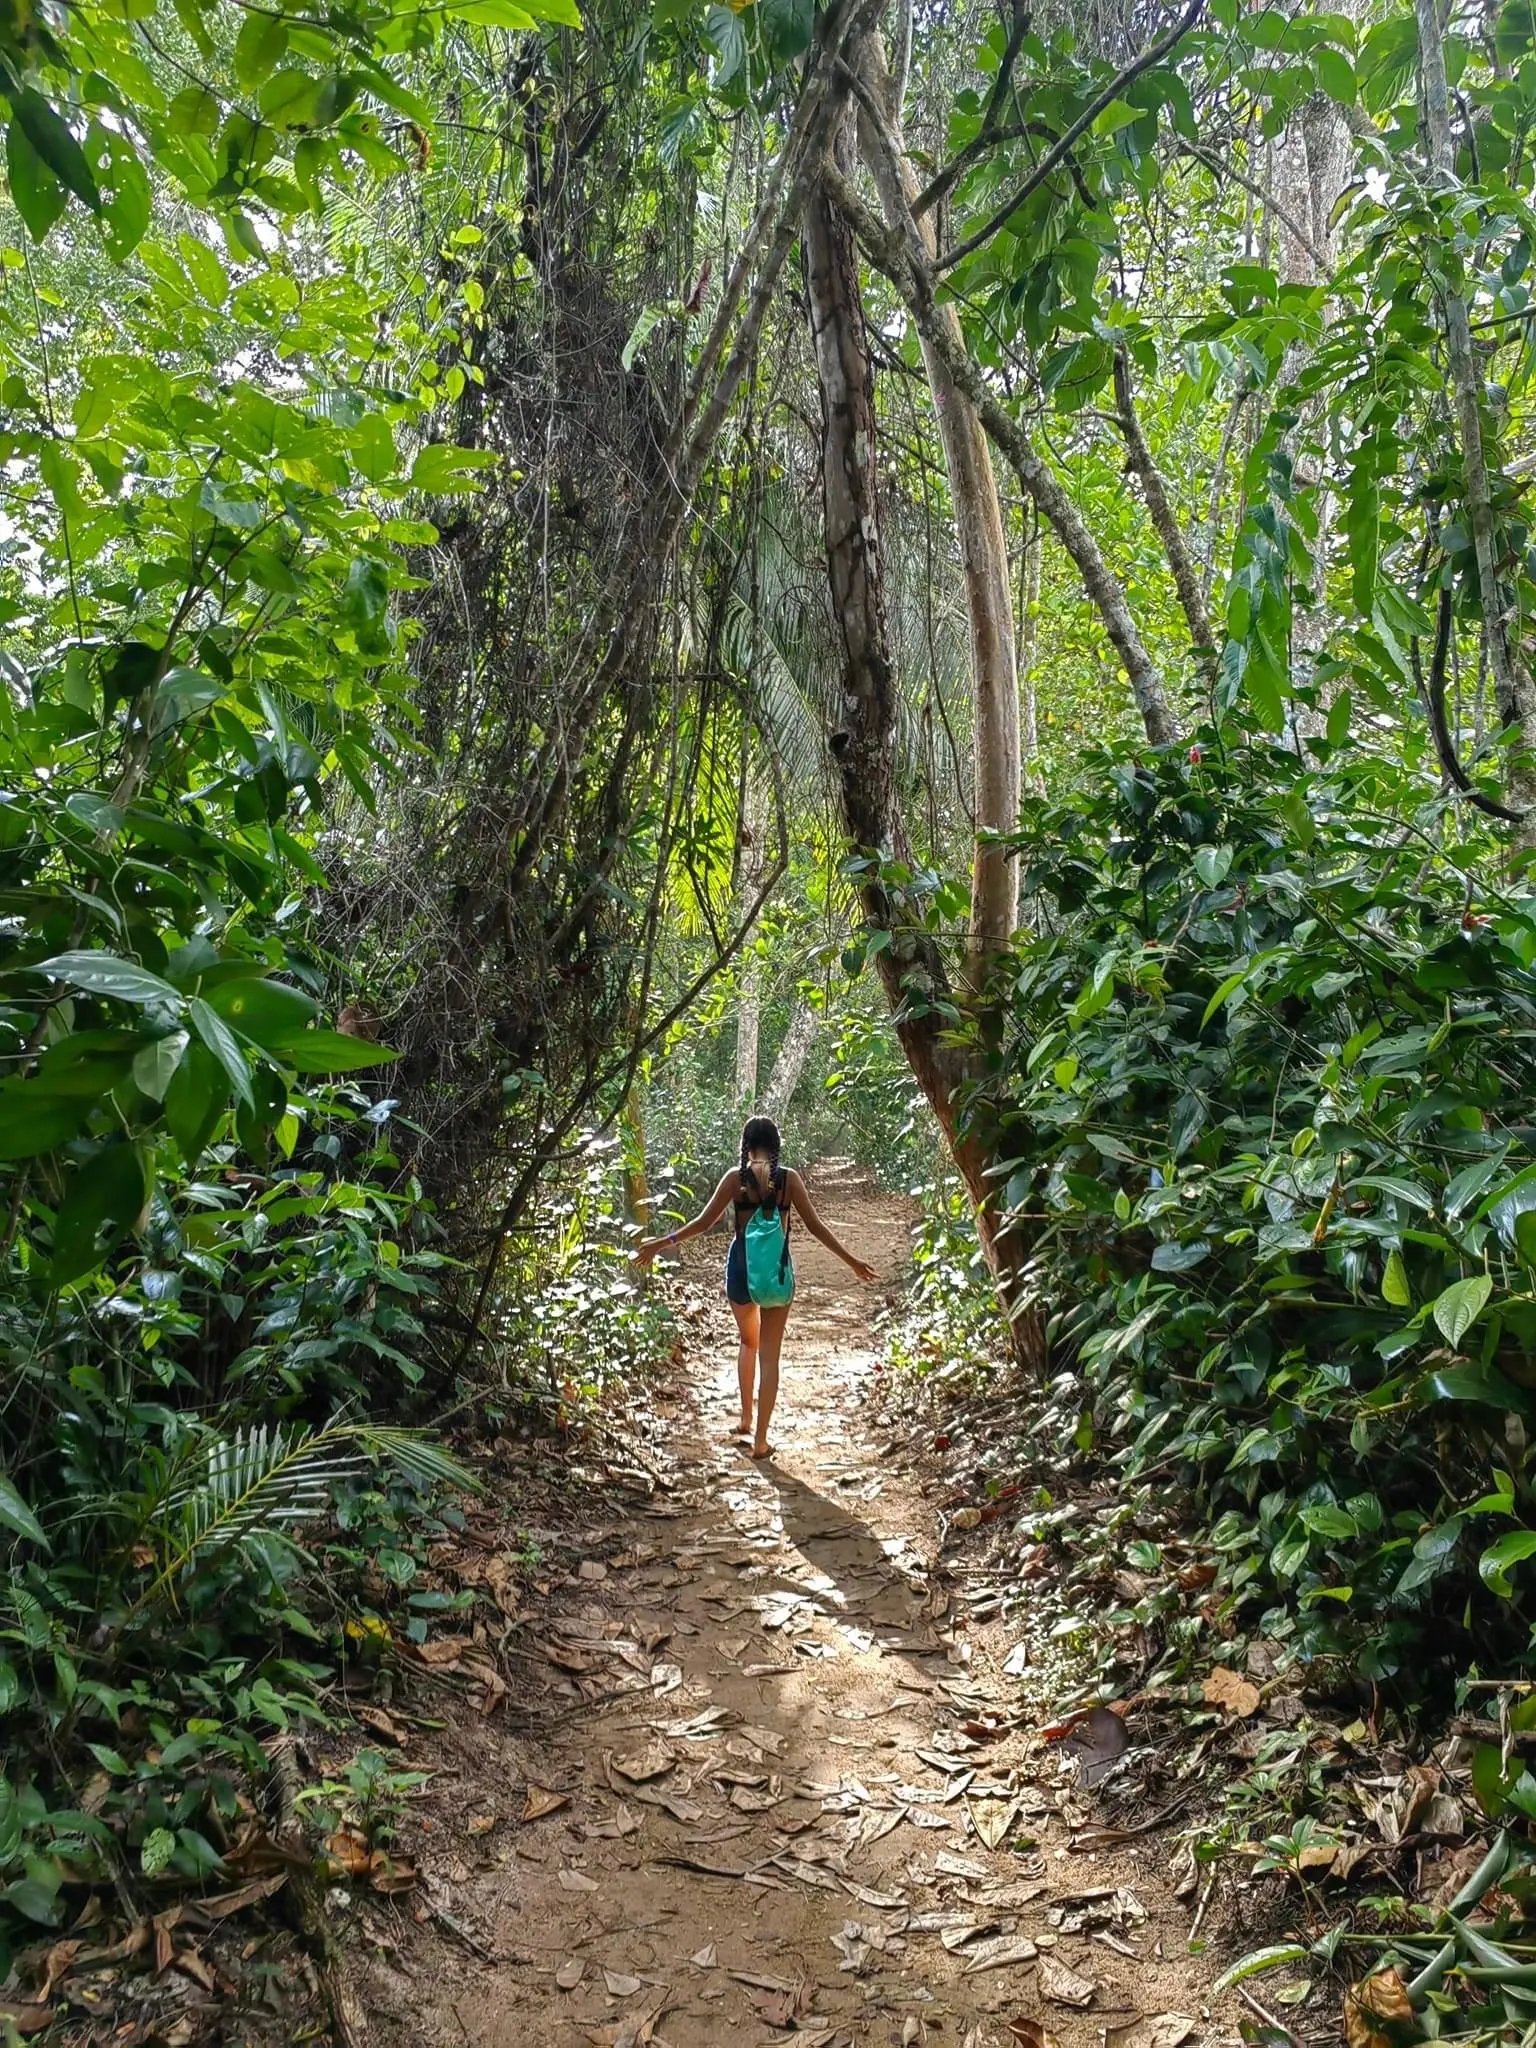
[{"x1": 633, "y1": 1116, "x2": 877, "y2": 1459}]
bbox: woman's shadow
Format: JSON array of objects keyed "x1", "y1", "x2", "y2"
[{"x1": 745, "y1": 1454, "x2": 950, "y2": 1656}]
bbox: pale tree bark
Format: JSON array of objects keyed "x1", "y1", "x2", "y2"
[
  {"x1": 1112, "y1": 346, "x2": 1216, "y2": 669},
  {"x1": 854, "y1": 30, "x2": 1019, "y2": 983},
  {"x1": 820, "y1": 156, "x2": 1182, "y2": 748},
  {"x1": 763, "y1": 999, "x2": 818, "y2": 1120},
  {"x1": 734, "y1": 777, "x2": 766, "y2": 1105},
  {"x1": 618, "y1": 1080, "x2": 652, "y2": 1231},
  {"x1": 803, "y1": 122, "x2": 1044, "y2": 1366},
  {"x1": 1416, "y1": 0, "x2": 1536, "y2": 826},
  {"x1": 1018, "y1": 515, "x2": 1044, "y2": 795}
]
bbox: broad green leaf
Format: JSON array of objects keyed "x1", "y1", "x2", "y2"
[
  {"x1": 234, "y1": 11, "x2": 289, "y2": 86},
  {"x1": 0, "y1": 1476, "x2": 47, "y2": 1548},
  {"x1": 132, "y1": 1030, "x2": 190, "y2": 1102},
  {"x1": 1381, "y1": 1249, "x2": 1411, "y2": 1307},
  {"x1": 621, "y1": 305, "x2": 664, "y2": 371},
  {"x1": 10, "y1": 91, "x2": 100, "y2": 212},
  {"x1": 49, "y1": 1142, "x2": 150, "y2": 1287},
  {"x1": 38, "y1": 951, "x2": 183, "y2": 1009},
  {"x1": 1433, "y1": 1273, "x2": 1494, "y2": 1346},
  {"x1": 1211, "y1": 1945, "x2": 1308, "y2": 1993},
  {"x1": 1193, "y1": 845, "x2": 1233, "y2": 887},
  {"x1": 1480, "y1": 1530, "x2": 1536, "y2": 1598},
  {"x1": 278, "y1": 1031, "x2": 401, "y2": 1074},
  {"x1": 6, "y1": 119, "x2": 66, "y2": 241},
  {"x1": 0, "y1": 1083, "x2": 90, "y2": 1161},
  {"x1": 189, "y1": 997, "x2": 255, "y2": 1110},
  {"x1": 206, "y1": 977, "x2": 319, "y2": 1045}
]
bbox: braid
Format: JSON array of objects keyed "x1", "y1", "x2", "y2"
[{"x1": 739, "y1": 1115, "x2": 783, "y2": 1199}]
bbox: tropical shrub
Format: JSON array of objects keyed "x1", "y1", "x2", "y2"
[{"x1": 975, "y1": 725, "x2": 1536, "y2": 1689}]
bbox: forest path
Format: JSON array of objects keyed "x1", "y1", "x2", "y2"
[{"x1": 364, "y1": 1165, "x2": 1227, "y2": 2048}]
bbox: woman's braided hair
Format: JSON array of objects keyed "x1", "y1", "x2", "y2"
[{"x1": 739, "y1": 1115, "x2": 783, "y2": 1205}]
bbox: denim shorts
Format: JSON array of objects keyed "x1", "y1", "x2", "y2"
[{"x1": 724, "y1": 1236, "x2": 751, "y2": 1305}]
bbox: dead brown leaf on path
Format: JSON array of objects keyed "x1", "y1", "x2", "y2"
[
  {"x1": 935, "y1": 1849, "x2": 990, "y2": 1880},
  {"x1": 962, "y1": 1934, "x2": 1038, "y2": 1974},
  {"x1": 557, "y1": 1958, "x2": 587, "y2": 1990},
  {"x1": 467, "y1": 1813, "x2": 497, "y2": 1836},
  {"x1": 1062, "y1": 1706, "x2": 1130, "y2": 1787},
  {"x1": 654, "y1": 1851, "x2": 746, "y2": 1878},
  {"x1": 1202, "y1": 1666, "x2": 1261, "y2": 1718},
  {"x1": 325, "y1": 1826, "x2": 372, "y2": 1876},
  {"x1": 522, "y1": 1784, "x2": 571, "y2": 1822},
  {"x1": 1006, "y1": 2023, "x2": 1060, "y2": 2048},
  {"x1": 604, "y1": 1969, "x2": 643, "y2": 1996},
  {"x1": 967, "y1": 1796, "x2": 1022, "y2": 1850},
  {"x1": 940, "y1": 1921, "x2": 1001, "y2": 1952},
  {"x1": 586, "y1": 1803, "x2": 640, "y2": 1839},
  {"x1": 650, "y1": 1661, "x2": 683, "y2": 1694},
  {"x1": 38, "y1": 1942, "x2": 81, "y2": 2001},
  {"x1": 412, "y1": 1636, "x2": 472, "y2": 1668},
  {"x1": 1103, "y1": 2017, "x2": 1198, "y2": 2048},
  {"x1": 841, "y1": 1878, "x2": 904, "y2": 1909},
  {"x1": 198, "y1": 1872, "x2": 287, "y2": 1920},
  {"x1": 1344, "y1": 1968, "x2": 1417, "y2": 2048},
  {"x1": 613, "y1": 1741, "x2": 674, "y2": 1783},
  {"x1": 730, "y1": 1784, "x2": 781, "y2": 1813},
  {"x1": 357, "y1": 1705, "x2": 409, "y2": 1745},
  {"x1": 1038, "y1": 1955, "x2": 1096, "y2": 2008},
  {"x1": 546, "y1": 1642, "x2": 598, "y2": 1674},
  {"x1": 367, "y1": 1848, "x2": 419, "y2": 1893},
  {"x1": 689, "y1": 1944, "x2": 717, "y2": 1969},
  {"x1": 0, "y1": 2004, "x2": 53, "y2": 2036},
  {"x1": 559, "y1": 1868, "x2": 600, "y2": 1893}
]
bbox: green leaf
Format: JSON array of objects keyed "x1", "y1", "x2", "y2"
[
  {"x1": 1193, "y1": 845, "x2": 1233, "y2": 888},
  {"x1": 49, "y1": 1142, "x2": 150, "y2": 1287},
  {"x1": 277, "y1": 1030, "x2": 401, "y2": 1074},
  {"x1": 164, "y1": 1040, "x2": 229, "y2": 1165},
  {"x1": 621, "y1": 305, "x2": 664, "y2": 371},
  {"x1": 132, "y1": 1030, "x2": 190, "y2": 1103},
  {"x1": 189, "y1": 997, "x2": 255, "y2": 1110},
  {"x1": 38, "y1": 951, "x2": 183, "y2": 1009},
  {"x1": 1427, "y1": 1365, "x2": 1532, "y2": 1411},
  {"x1": 1433, "y1": 1273, "x2": 1494, "y2": 1346},
  {"x1": 1480, "y1": 1530, "x2": 1536, "y2": 1598},
  {"x1": 206, "y1": 978, "x2": 319, "y2": 1046},
  {"x1": 1381, "y1": 1249, "x2": 1411, "y2": 1307},
  {"x1": 10, "y1": 91, "x2": 100, "y2": 213},
  {"x1": 234, "y1": 11, "x2": 289, "y2": 86},
  {"x1": 6, "y1": 119, "x2": 65, "y2": 241},
  {"x1": 0, "y1": 1476, "x2": 47, "y2": 1549},
  {"x1": 340, "y1": 556, "x2": 390, "y2": 647},
  {"x1": 0, "y1": 1082, "x2": 90, "y2": 1161},
  {"x1": 1300, "y1": 1503, "x2": 1358, "y2": 1541},
  {"x1": 99, "y1": 134, "x2": 151, "y2": 262},
  {"x1": 141, "y1": 1827, "x2": 177, "y2": 1876}
]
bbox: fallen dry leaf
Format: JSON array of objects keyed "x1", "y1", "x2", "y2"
[
  {"x1": 198, "y1": 1873, "x2": 287, "y2": 1920},
  {"x1": 1104, "y1": 2018, "x2": 1197, "y2": 2048},
  {"x1": 579, "y1": 1560, "x2": 608, "y2": 1582},
  {"x1": 690, "y1": 1944, "x2": 717, "y2": 1969},
  {"x1": 603, "y1": 1970, "x2": 642, "y2": 1996},
  {"x1": 557, "y1": 1958, "x2": 587, "y2": 1990},
  {"x1": 467, "y1": 1814, "x2": 497, "y2": 1837},
  {"x1": 1202, "y1": 1666, "x2": 1261, "y2": 1718},
  {"x1": 612, "y1": 1742, "x2": 674, "y2": 1783},
  {"x1": 962, "y1": 1934, "x2": 1038, "y2": 1974},
  {"x1": 0, "y1": 2007, "x2": 52, "y2": 2037},
  {"x1": 522, "y1": 1785, "x2": 571, "y2": 1822},
  {"x1": 325, "y1": 1827, "x2": 372, "y2": 1877},
  {"x1": 1007, "y1": 2023, "x2": 1061, "y2": 2048},
  {"x1": 357, "y1": 1705, "x2": 408, "y2": 1745},
  {"x1": 412, "y1": 1636, "x2": 471, "y2": 1668},
  {"x1": 1063, "y1": 1705, "x2": 1129, "y2": 1787},
  {"x1": 1039, "y1": 1955, "x2": 1097, "y2": 2007},
  {"x1": 366, "y1": 1849, "x2": 418, "y2": 1894},
  {"x1": 559, "y1": 1869, "x2": 600, "y2": 1893},
  {"x1": 1344, "y1": 1968, "x2": 1416, "y2": 2048},
  {"x1": 545, "y1": 1642, "x2": 597, "y2": 1674}
]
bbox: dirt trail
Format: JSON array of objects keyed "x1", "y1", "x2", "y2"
[{"x1": 363, "y1": 1166, "x2": 1232, "y2": 2048}]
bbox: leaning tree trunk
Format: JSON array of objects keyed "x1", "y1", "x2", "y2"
[
  {"x1": 734, "y1": 776, "x2": 767, "y2": 1105},
  {"x1": 763, "y1": 999, "x2": 818, "y2": 1121},
  {"x1": 854, "y1": 30, "x2": 1019, "y2": 986},
  {"x1": 803, "y1": 126, "x2": 1045, "y2": 1366}
]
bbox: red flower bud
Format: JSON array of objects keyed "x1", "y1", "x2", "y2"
[{"x1": 1188, "y1": 745, "x2": 1203, "y2": 765}]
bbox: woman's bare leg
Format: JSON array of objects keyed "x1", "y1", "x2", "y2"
[
  {"x1": 730, "y1": 1302, "x2": 759, "y2": 1436},
  {"x1": 752, "y1": 1306, "x2": 790, "y2": 1457}
]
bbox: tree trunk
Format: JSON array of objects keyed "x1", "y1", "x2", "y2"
[
  {"x1": 1018, "y1": 515, "x2": 1044, "y2": 795},
  {"x1": 803, "y1": 130, "x2": 1044, "y2": 1366},
  {"x1": 854, "y1": 30, "x2": 1020, "y2": 984},
  {"x1": 735, "y1": 777, "x2": 766, "y2": 1105},
  {"x1": 1112, "y1": 346, "x2": 1216, "y2": 667},
  {"x1": 763, "y1": 999, "x2": 818, "y2": 1120},
  {"x1": 1416, "y1": 0, "x2": 1536, "y2": 827},
  {"x1": 618, "y1": 1080, "x2": 652, "y2": 1231},
  {"x1": 819, "y1": 156, "x2": 1182, "y2": 750}
]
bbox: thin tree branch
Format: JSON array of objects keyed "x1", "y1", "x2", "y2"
[{"x1": 938, "y1": 0, "x2": 1205, "y2": 273}]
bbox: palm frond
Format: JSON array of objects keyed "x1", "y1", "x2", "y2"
[{"x1": 126, "y1": 1422, "x2": 475, "y2": 1621}]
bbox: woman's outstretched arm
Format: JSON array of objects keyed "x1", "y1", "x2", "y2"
[
  {"x1": 633, "y1": 1171, "x2": 738, "y2": 1265},
  {"x1": 785, "y1": 1170, "x2": 878, "y2": 1282}
]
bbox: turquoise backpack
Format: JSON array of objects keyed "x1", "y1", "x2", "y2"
[{"x1": 741, "y1": 1175, "x2": 794, "y2": 1307}]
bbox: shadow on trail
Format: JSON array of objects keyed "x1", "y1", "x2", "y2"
[{"x1": 741, "y1": 1452, "x2": 951, "y2": 1684}]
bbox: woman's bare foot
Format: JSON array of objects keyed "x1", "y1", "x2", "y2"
[
  {"x1": 725, "y1": 1420, "x2": 751, "y2": 1441},
  {"x1": 751, "y1": 1441, "x2": 774, "y2": 1461}
]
